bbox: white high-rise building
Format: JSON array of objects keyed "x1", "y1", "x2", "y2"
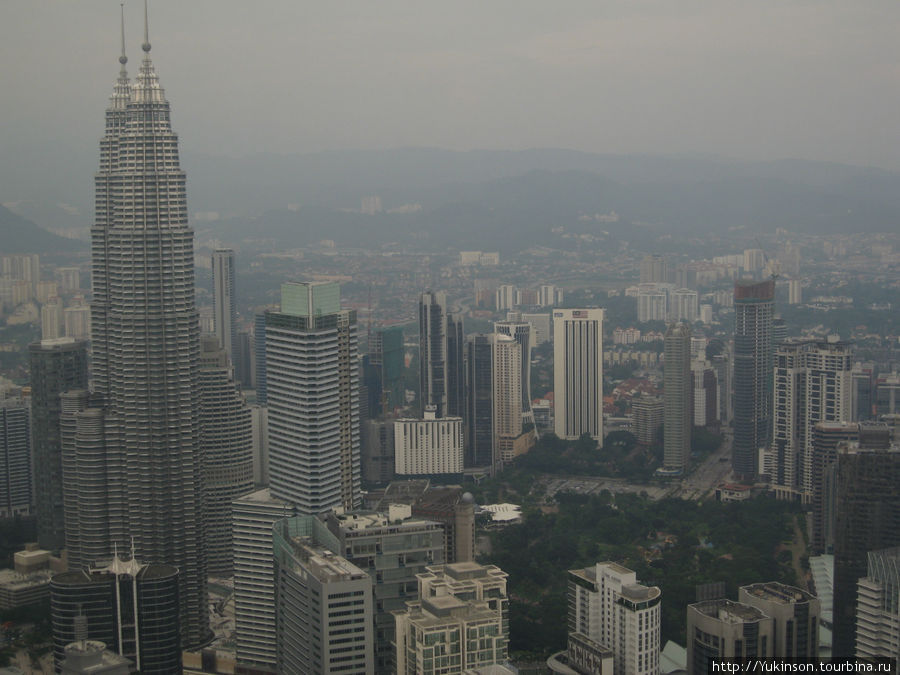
[
  {"x1": 553, "y1": 309, "x2": 604, "y2": 441},
  {"x1": 637, "y1": 288, "x2": 667, "y2": 323},
  {"x1": 495, "y1": 284, "x2": 517, "y2": 311},
  {"x1": 494, "y1": 320, "x2": 533, "y2": 419},
  {"x1": 40, "y1": 299, "x2": 64, "y2": 340},
  {"x1": 743, "y1": 248, "x2": 766, "y2": 274},
  {"x1": 1, "y1": 254, "x2": 40, "y2": 288},
  {"x1": 63, "y1": 305, "x2": 91, "y2": 340},
  {"x1": 211, "y1": 248, "x2": 238, "y2": 370},
  {"x1": 394, "y1": 408, "x2": 464, "y2": 475},
  {"x1": 766, "y1": 338, "x2": 853, "y2": 502},
  {"x1": 492, "y1": 333, "x2": 525, "y2": 464},
  {"x1": 568, "y1": 562, "x2": 661, "y2": 675},
  {"x1": 789, "y1": 279, "x2": 802, "y2": 305},
  {"x1": 856, "y1": 547, "x2": 900, "y2": 661},
  {"x1": 670, "y1": 288, "x2": 699, "y2": 323},
  {"x1": 233, "y1": 488, "x2": 295, "y2": 669},
  {"x1": 539, "y1": 284, "x2": 558, "y2": 307},
  {"x1": 266, "y1": 281, "x2": 360, "y2": 514},
  {"x1": 273, "y1": 515, "x2": 374, "y2": 675}
]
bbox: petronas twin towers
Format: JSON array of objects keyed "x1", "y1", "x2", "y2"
[{"x1": 64, "y1": 4, "x2": 208, "y2": 647}]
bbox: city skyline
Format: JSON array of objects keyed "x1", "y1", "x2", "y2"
[{"x1": 2, "y1": 1, "x2": 900, "y2": 670}]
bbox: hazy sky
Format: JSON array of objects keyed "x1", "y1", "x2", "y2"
[{"x1": 2, "y1": 1, "x2": 900, "y2": 172}]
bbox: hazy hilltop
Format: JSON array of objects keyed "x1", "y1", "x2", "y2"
[
  {"x1": 187, "y1": 149, "x2": 900, "y2": 252},
  {"x1": 0, "y1": 204, "x2": 84, "y2": 254},
  {"x1": 5, "y1": 149, "x2": 900, "y2": 252}
]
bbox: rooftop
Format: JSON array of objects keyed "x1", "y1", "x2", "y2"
[
  {"x1": 690, "y1": 598, "x2": 768, "y2": 623},
  {"x1": 0, "y1": 569, "x2": 52, "y2": 589},
  {"x1": 287, "y1": 536, "x2": 368, "y2": 583},
  {"x1": 740, "y1": 582, "x2": 816, "y2": 605}
]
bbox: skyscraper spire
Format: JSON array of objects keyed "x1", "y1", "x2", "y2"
[
  {"x1": 119, "y1": 3, "x2": 127, "y2": 74},
  {"x1": 134, "y1": 0, "x2": 164, "y2": 104},
  {"x1": 108, "y1": 4, "x2": 131, "y2": 111},
  {"x1": 142, "y1": 0, "x2": 151, "y2": 55}
]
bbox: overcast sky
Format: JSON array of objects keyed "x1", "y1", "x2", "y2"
[{"x1": 2, "y1": 1, "x2": 900, "y2": 175}]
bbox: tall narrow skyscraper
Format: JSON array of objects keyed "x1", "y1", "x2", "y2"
[
  {"x1": 418, "y1": 291, "x2": 464, "y2": 419},
  {"x1": 553, "y1": 309, "x2": 604, "y2": 441},
  {"x1": 199, "y1": 336, "x2": 253, "y2": 576},
  {"x1": 733, "y1": 279, "x2": 775, "y2": 480},
  {"x1": 766, "y1": 338, "x2": 853, "y2": 502},
  {"x1": 664, "y1": 323, "x2": 692, "y2": 473},
  {"x1": 266, "y1": 282, "x2": 360, "y2": 513},
  {"x1": 0, "y1": 396, "x2": 31, "y2": 520},
  {"x1": 492, "y1": 333, "x2": 524, "y2": 466},
  {"x1": 495, "y1": 319, "x2": 534, "y2": 420},
  {"x1": 465, "y1": 334, "x2": 494, "y2": 470},
  {"x1": 419, "y1": 292, "x2": 448, "y2": 416},
  {"x1": 28, "y1": 338, "x2": 88, "y2": 551},
  {"x1": 831, "y1": 441, "x2": 900, "y2": 657},
  {"x1": 69, "y1": 6, "x2": 208, "y2": 646},
  {"x1": 211, "y1": 248, "x2": 238, "y2": 372}
]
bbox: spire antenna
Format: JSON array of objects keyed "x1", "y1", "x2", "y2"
[
  {"x1": 119, "y1": 3, "x2": 128, "y2": 68},
  {"x1": 142, "y1": 0, "x2": 151, "y2": 54}
]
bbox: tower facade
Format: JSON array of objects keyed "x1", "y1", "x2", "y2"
[
  {"x1": 233, "y1": 489, "x2": 295, "y2": 668},
  {"x1": 686, "y1": 599, "x2": 773, "y2": 675},
  {"x1": 0, "y1": 397, "x2": 31, "y2": 519},
  {"x1": 266, "y1": 281, "x2": 360, "y2": 513},
  {"x1": 568, "y1": 561, "x2": 661, "y2": 675},
  {"x1": 418, "y1": 292, "x2": 464, "y2": 419},
  {"x1": 273, "y1": 516, "x2": 374, "y2": 675},
  {"x1": 663, "y1": 323, "x2": 692, "y2": 472},
  {"x1": 856, "y1": 547, "x2": 900, "y2": 661},
  {"x1": 767, "y1": 338, "x2": 853, "y2": 502},
  {"x1": 27, "y1": 338, "x2": 88, "y2": 551},
  {"x1": 74, "y1": 10, "x2": 208, "y2": 645},
  {"x1": 492, "y1": 333, "x2": 524, "y2": 465},
  {"x1": 419, "y1": 291, "x2": 448, "y2": 417},
  {"x1": 50, "y1": 556, "x2": 180, "y2": 673},
  {"x1": 831, "y1": 443, "x2": 900, "y2": 657},
  {"x1": 732, "y1": 279, "x2": 775, "y2": 479},
  {"x1": 198, "y1": 336, "x2": 254, "y2": 576},
  {"x1": 738, "y1": 582, "x2": 819, "y2": 658},
  {"x1": 465, "y1": 334, "x2": 494, "y2": 470},
  {"x1": 394, "y1": 562, "x2": 509, "y2": 675},
  {"x1": 494, "y1": 320, "x2": 533, "y2": 418},
  {"x1": 211, "y1": 248, "x2": 238, "y2": 371},
  {"x1": 553, "y1": 309, "x2": 604, "y2": 441}
]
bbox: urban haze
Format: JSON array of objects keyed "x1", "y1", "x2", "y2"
[{"x1": 0, "y1": 1, "x2": 899, "y2": 674}]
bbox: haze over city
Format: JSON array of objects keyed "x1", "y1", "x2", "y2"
[
  {"x1": 0, "y1": 1, "x2": 899, "y2": 673},
  {"x1": 3, "y1": 1, "x2": 900, "y2": 191}
]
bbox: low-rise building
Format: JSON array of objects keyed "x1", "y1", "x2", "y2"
[{"x1": 394, "y1": 562, "x2": 509, "y2": 675}]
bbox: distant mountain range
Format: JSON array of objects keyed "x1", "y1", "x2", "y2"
[
  {"x1": 0, "y1": 204, "x2": 84, "y2": 254},
  {"x1": 5, "y1": 149, "x2": 900, "y2": 253}
]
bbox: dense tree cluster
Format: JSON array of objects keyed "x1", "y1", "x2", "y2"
[{"x1": 481, "y1": 491, "x2": 801, "y2": 659}]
